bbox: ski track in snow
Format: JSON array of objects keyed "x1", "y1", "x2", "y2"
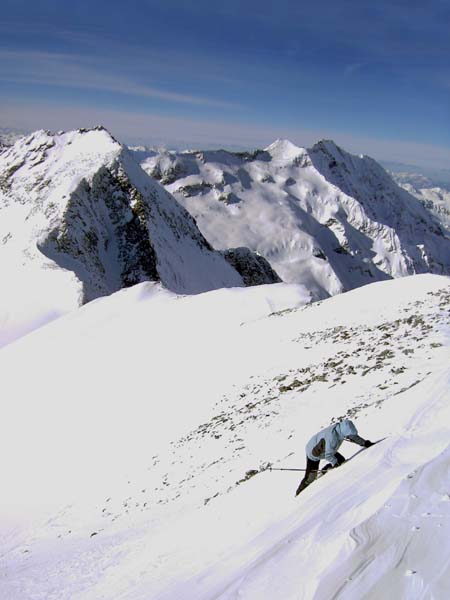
[{"x1": 1, "y1": 275, "x2": 450, "y2": 599}]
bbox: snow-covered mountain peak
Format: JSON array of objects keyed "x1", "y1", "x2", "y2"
[
  {"x1": 310, "y1": 138, "x2": 343, "y2": 156},
  {"x1": 265, "y1": 138, "x2": 306, "y2": 161},
  {"x1": 1, "y1": 127, "x2": 123, "y2": 204},
  {"x1": 309, "y1": 137, "x2": 379, "y2": 176},
  {"x1": 0, "y1": 127, "x2": 248, "y2": 345}
]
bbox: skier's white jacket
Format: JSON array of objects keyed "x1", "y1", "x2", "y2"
[{"x1": 305, "y1": 419, "x2": 366, "y2": 466}]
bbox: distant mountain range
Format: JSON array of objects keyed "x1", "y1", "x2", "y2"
[
  {"x1": 0, "y1": 126, "x2": 27, "y2": 148},
  {"x1": 385, "y1": 165, "x2": 450, "y2": 233},
  {"x1": 131, "y1": 139, "x2": 450, "y2": 299},
  {"x1": 0, "y1": 127, "x2": 279, "y2": 345},
  {"x1": 1, "y1": 126, "x2": 449, "y2": 345},
  {"x1": 380, "y1": 159, "x2": 450, "y2": 188}
]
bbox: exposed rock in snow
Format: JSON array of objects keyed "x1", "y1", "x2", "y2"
[
  {"x1": 222, "y1": 247, "x2": 282, "y2": 286},
  {"x1": 135, "y1": 139, "x2": 450, "y2": 299},
  {"x1": 0, "y1": 127, "x2": 247, "y2": 345}
]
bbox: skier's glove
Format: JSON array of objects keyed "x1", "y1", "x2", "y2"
[{"x1": 364, "y1": 440, "x2": 374, "y2": 448}]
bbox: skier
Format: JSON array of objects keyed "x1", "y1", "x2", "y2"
[{"x1": 295, "y1": 419, "x2": 373, "y2": 496}]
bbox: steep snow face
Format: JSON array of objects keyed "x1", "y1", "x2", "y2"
[
  {"x1": 1, "y1": 274, "x2": 450, "y2": 599},
  {"x1": 135, "y1": 139, "x2": 450, "y2": 299},
  {"x1": 0, "y1": 128, "x2": 244, "y2": 345}
]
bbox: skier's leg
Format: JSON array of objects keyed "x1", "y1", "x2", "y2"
[
  {"x1": 305, "y1": 457, "x2": 320, "y2": 483},
  {"x1": 295, "y1": 457, "x2": 319, "y2": 495}
]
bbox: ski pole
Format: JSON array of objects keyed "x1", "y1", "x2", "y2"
[{"x1": 268, "y1": 467, "x2": 322, "y2": 472}]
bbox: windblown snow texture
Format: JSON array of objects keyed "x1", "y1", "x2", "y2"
[{"x1": 136, "y1": 139, "x2": 450, "y2": 299}]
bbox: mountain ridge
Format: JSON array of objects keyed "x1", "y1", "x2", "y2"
[
  {"x1": 135, "y1": 138, "x2": 450, "y2": 299},
  {"x1": 0, "y1": 127, "x2": 250, "y2": 345},
  {"x1": 0, "y1": 126, "x2": 246, "y2": 296}
]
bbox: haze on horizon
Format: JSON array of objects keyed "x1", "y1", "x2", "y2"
[{"x1": 1, "y1": 0, "x2": 450, "y2": 169}]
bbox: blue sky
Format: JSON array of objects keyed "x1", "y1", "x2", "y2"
[{"x1": 1, "y1": 0, "x2": 449, "y2": 167}]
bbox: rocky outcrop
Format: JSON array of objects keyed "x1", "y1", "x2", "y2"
[{"x1": 222, "y1": 247, "x2": 282, "y2": 286}]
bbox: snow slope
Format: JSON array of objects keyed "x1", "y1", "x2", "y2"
[
  {"x1": 1, "y1": 273, "x2": 450, "y2": 599},
  {"x1": 0, "y1": 127, "x2": 244, "y2": 346},
  {"x1": 135, "y1": 140, "x2": 450, "y2": 299}
]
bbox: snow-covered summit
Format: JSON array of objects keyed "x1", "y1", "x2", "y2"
[
  {"x1": 265, "y1": 138, "x2": 306, "y2": 161},
  {"x1": 136, "y1": 139, "x2": 450, "y2": 299},
  {"x1": 0, "y1": 126, "x2": 246, "y2": 345}
]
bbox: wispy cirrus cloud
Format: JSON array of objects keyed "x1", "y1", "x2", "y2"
[{"x1": 0, "y1": 49, "x2": 241, "y2": 110}]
